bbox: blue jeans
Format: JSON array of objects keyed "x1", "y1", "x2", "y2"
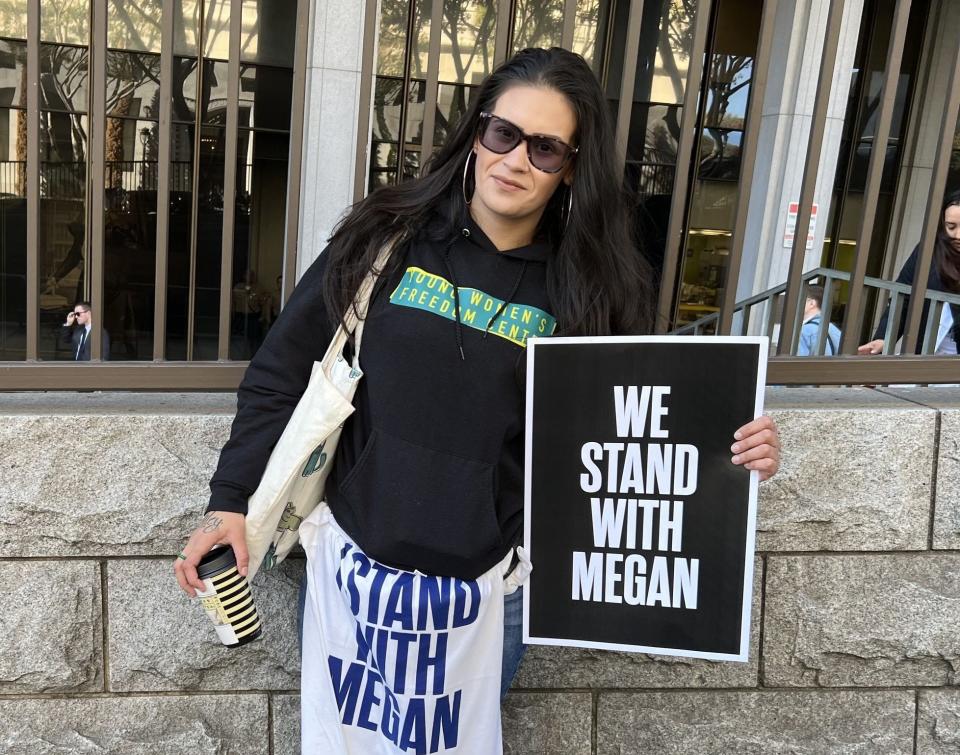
[{"x1": 297, "y1": 572, "x2": 527, "y2": 700}]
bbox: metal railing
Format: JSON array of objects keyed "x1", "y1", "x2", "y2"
[{"x1": 674, "y1": 266, "x2": 960, "y2": 357}]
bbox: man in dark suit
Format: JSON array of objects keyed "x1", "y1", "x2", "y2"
[{"x1": 60, "y1": 302, "x2": 111, "y2": 360}]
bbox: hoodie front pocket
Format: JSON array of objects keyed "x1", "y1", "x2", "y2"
[{"x1": 338, "y1": 428, "x2": 502, "y2": 570}]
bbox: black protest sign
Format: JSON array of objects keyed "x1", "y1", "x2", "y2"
[{"x1": 522, "y1": 336, "x2": 766, "y2": 661}]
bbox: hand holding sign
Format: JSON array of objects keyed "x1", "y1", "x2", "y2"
[{"x1": 731, "y1": 415, "x2": 780, "y2": 480}]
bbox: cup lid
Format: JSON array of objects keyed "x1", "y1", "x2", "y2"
[{"x1": 196, "y1": 546, "x2": 237, "y2": 579}]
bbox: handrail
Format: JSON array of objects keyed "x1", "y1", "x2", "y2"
[{"x1": 672, "y1": 267, "x2": 960, "y2": 357}]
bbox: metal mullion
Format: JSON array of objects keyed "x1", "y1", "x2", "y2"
[
  {"x1": 419, "y1": 0, "x2": 444, "y2": 162},
  {"x1": 354, "y1": 0, "x2": 381, "y2": 202},
  {"x1": 217, "y1": 0, "x2": 241, "y2": 360},
  {"x1": 922, "y1": 300, "x2": 943, "y2": 354},
  {"x1": 89, "y1": 0, "x2": 107, "y2": 361},
  {"x1": 653, "y1": 0, "x2": 714, "y2": 333},
  {"x1": 900, "y1": 27, "x2": 960, "y2": 354},
  {"x1": 26, "y1": 0, "x2": 39, "y2": 360},
  {"x1": 493, "y1": 0, "x2": 512, "y2": 66},
  {"x1": 776, "y1": 0, "x2": 845, "y2": 355},
  {"x1": 394, "y1": 0, "x2": 419, "y2": 186},
  {"x1": 614, "y1": 0, "x2": 645, "y2": 167},
  {"x1": 840, "y1": 0, "x2": 911, "y2": 353},
  {"x1": 186, "y1": 6, "x2": 207, "y2": 361},
  {"x1": 0, "y1": 362, "x2": 248, "y2": 390},
  {"x1": 153, "y1": 0, "x2": 174, "y2": 359},
  {"x1": 717, "y1": 0, "x2": 779, "y2": 334},
  {"x1": 815, "y1": 275, "x2": 834, "y2": 355},
  {"x1": 561, "y1": 0, "x2": 578, "y2": 50},
  {"x1": 283, "y1": 0, "x2": 310, "y2": 297}
]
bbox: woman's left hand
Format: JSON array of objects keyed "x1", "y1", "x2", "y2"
[{"x1": 731, "y1": 415, "x2": 780, "y2": 481}]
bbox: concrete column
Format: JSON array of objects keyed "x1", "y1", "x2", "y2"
[
  {"x1": 882, "y1": 0, "x2": 960, "y2": 281},
  {"x1": 735, "y1": 0, "x2": 865, "y2": 313},
  {"x1": 295, "y1": 0, "x2": 371, "y2": 279}
]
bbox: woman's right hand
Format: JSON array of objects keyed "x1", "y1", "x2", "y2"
[
  {"x1": 858, "y1": 339, "x2": 884, "y2": 355},
  {"x1": 174, "y1": 511, "x2": 249, "y2": 598}
]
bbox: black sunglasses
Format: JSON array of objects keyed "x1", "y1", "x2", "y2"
[
  {"x1": 73, "y1": 310, "x2": 86, "y2": 316},
  {"x1": 477, "y1": 112, "x2": 577, "y2": 173}
]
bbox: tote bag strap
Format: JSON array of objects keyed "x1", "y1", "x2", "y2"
[{"x1": 320, "y1": 235, "x2": 402, "y2": 371}]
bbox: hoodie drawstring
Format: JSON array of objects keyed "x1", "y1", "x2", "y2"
[
  {"x1": 441, "y1": 237, "x2": 466, "y2": 361},
  {"x1": 483, "y1": 260, "x2": 527, "y2": 340},
  {"x1": 442, "y1": 228, "x2": 531, "y2": 360}
]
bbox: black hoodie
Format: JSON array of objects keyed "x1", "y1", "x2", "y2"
[{"x1": 208, "y1": 213, "x2": 557, "y2": 579}]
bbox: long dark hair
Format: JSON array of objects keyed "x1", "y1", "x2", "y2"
[
  {"x1": 936, "y1": 189, "x2": 960, "y2": 292},
  {"x1": 323, "y1": 47, "x2": 653, "y2": 336}
]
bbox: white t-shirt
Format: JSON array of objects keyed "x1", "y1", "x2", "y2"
[
  {"x1": 299, "y1": 505, "x2": 513, "y2": 754},
  {"x1": 935, "y1": 306, "x2": 957, "y2": 356}
]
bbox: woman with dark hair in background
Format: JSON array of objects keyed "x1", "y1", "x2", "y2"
[
  {"x1": 860, "y1": 190, "x2": 960, "y2": 355},
  {"x1": 175, "y1": 48, "x2": 780, "y2": 750}
]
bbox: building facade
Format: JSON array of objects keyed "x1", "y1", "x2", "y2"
[{"x1": 0, "y1": 0, "x2": 958, "y2": 389}]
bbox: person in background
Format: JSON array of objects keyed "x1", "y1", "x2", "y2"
[
  {"x1": 797, "y1": 283, "x2": 841, "y2": 356},
  {"x1": 60, "y1": 302, "x2": 110, "y2": 361},
  {"x1": 859, "y1": 190, "x2": 960, "y2": 356}
]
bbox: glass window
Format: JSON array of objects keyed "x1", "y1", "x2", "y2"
[
  {"x1": 192, "y1": 125, "x2": 226, "y2": 360},
  {"x1": 204, "y1": 0, "x2": 231, "y2": 60},
  {"x1": 239, "y1": 65, "x2": 293, "y2": 131},
  {"x1": 512, "y1": 0, "x2": 564, "y2": 52},
  {"x1": 39, "y1": 112, "x2": 88, "y2": 360},
  {"x1": 104, "y1": 117, "x2": 158, "y2": 359},
  {"x1": 202, "y1": 59, "x2": 229, "y2": 125},
  {"x1": 239, "y1": 0, "x2": 296, "y2": 67},
  {"x1": 704, "y1": 55, "x2": 752, "y2": 129},
  {"x1": 696, "y1": 128, "x2": 742, "y2": 181},
  {"x1": 628, "y1": 103, "x2": 681, "y2": 163},
  {"x1": 634, "y1": 0, "x2": 694, "y2": 105},
  {"x1": 172, "y1": 56, "x2": 199, "y2": 122},
  {"x1": 0, "y1": 87, "x2": 25, "y2": 358},
  {"x1": 442, "y1": 0, "x2": 496, "y2": 86},
  {"x1": 108, "y1": 0, "x2": 164, "y2": 54},
  {"x1": 40, "y1": 44, "x2": 89, "y2": 113},
  {"x1": 573, "y1": 0, "x2": 613, "y2": 71},
  {"x1": 0, "y1": 39, "x2": 27, "y2": 107},
  {"x1": 106, "y1": 50, "x2": 161, "y2": 119},
  {"x1": 41, "y1": 0, "x2": 88, "y2": 46},
  {"x1": 372, "y1": 76, "x2": 404, "y2": 144},
  {"x1": 435, "y1": 82, "x2": 475, "y2": 147},
  {"x1": 165, "y1": 122, "x2": 194, "y2": 360},
  {"x1": 377, "y1": 0, "x2": 409, "y2": 77},
  {"x1": 174, "y1": 0, "x2": 200, "y2": 57},
  {"x1": 0, "y1": 0, "x2": 28, "y2": 40},
  {"x1": 230, "y1": 129, "x2": 289, "y2": 359}
]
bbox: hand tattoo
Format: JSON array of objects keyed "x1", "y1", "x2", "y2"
[{"x1": 201, "y1": 514, "x2": 223, "y2": 534}]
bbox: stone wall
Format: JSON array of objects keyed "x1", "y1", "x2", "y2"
[{"x1": 0, "y1": 387, "x2": 957, "y2": 754}]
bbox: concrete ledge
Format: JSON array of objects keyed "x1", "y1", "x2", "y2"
[
  {"x1": 595, "y1": 690, "x2": 915, "y2": 754},
  {"x1": 502, "y1": 692, "x2": 593, "y2": 754},
  {"x1": 764, "y1": 554, "x2": 960, "y2": 687},
  {"x1": 761, "y1": 388, "x2": 935, "y2": 551},
  {"x1": 0, "y1": 560, "x2": 102, "y2": 693},
  {"x1": 108, "y1": 558, "x2": 303, "y2": 692},
  {"x1": 918, "y1": 689, "x2": 960, "y2": 753},
  {"x1": 0, "y1": 694, "x2": 268, "y2": 754}
]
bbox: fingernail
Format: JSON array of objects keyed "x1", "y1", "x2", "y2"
[
  {"x1": 732, "y1": 455, "x2": 740, "y2": 464},
  {"x1": 734, "y1": 431, "x2": 743, "y2": 440},
  {"x1": 731, "y1": 443, "x2": 741, "y2": 453}
]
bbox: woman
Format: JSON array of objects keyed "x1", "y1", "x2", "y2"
[
  {"x1": 174, "y1": 48, "x2": 780, "y2": 749},
  {"x1": 859, "y1": 190, "x2": 960, "y2": 355}
]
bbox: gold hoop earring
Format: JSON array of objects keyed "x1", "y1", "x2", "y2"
[{"x1": 462, "y1": 151, "x2": 476, "y2": 205}]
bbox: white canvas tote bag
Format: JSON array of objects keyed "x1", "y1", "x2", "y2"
[{"x1": 243, "y1": 243, "x2": 396, "y2": 580}]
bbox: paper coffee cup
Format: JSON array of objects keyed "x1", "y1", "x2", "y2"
[{"x1": 194, "y1": 546, "x2": 262, "y2": 647}]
